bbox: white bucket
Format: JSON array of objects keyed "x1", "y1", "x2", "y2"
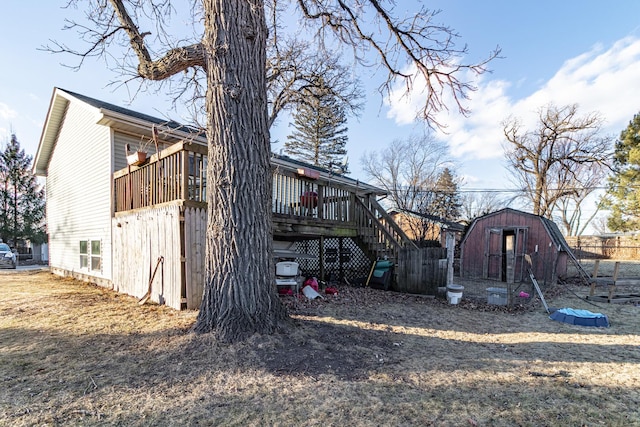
[{"x1": 446, "y1": 284, "x2": 464, "y2": 305}]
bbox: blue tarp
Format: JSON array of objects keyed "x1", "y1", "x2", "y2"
[{"x1": 550, "y1": 308, "x2": 610, "y2": 327}]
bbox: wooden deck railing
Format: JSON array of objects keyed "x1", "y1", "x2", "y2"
[
  {"x1": 115, "y1": 144, "x2": 361, "y2": 223},
  {"x1": 271, "y1": 168, "x2": 355, "y2": 222},
  {"x1": 114, "y1": 143, "x2": 418, "y2": 264},
  {"x1": 114, "y1": 141, "x2": 207, "y2": 213}
]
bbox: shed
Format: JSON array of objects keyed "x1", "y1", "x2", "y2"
[{"x1": 459, "y1": 208, "x2": 570, "y2": 285}]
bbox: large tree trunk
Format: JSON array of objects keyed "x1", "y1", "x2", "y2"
[{"x1": 194, "y1": 0, "x2": 286, "y2": 341}]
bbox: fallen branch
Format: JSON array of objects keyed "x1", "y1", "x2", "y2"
[{"x1": 528, "y1": 370, "x2": 571, "y2": 378}]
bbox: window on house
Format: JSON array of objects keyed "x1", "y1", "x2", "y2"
[
  {"x1": 80, "y1": 240, "x2": 102, "y2": 271},
  {"x1": 80, "y1": 241, "x2": 88, "y2": 269},
  {"x1": 91, "y1": 240, "x2": 101, "y2": 271}
]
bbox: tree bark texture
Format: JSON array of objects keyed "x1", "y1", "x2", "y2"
[{"x1": 194, "y1": 0, "x2": 285, "y2": 341}]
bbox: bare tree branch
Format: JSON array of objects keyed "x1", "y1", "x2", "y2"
[
  {"x1": 108, "y1": 0, "x2": 205, "y2": 79},
  {"x1": 296, "y1": 0, "x2": 500, "y2": 128},
  {"x1": 503, "y1": 103, "x2": 613, "y2": 234},
  {"x1": 266, "y1": 37, "x2": 363, "y2": 128},
  {"x1": 46, "y1": 0, "x2": 503, "y2": 340},
  {"x1": 361, "y1": 135, "x2": 453, "y2": 241}
]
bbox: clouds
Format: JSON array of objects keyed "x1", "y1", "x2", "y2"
[
  {"x1": 539, "y1": 36, "x2": 640, "y2": 128},
  {"x1": 0, "y1": 102, "x2": 16, "y2": 121},
  {"x1": 385, "y1": 36, "x2": 640, "y2": 161},
  {"x1": 0, "y1": 102, "x2": 18, "y2": 142}
]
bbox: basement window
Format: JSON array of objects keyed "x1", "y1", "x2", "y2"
[
  {"x1": 79, "y1": 241, "x2": 88, "y2": 269},
  {"x1": 91, "y1": 240, "x2": 102, "y2": 271},
  {"x1": 80, "y1": 240, "x2": 102, "y2": 272}
]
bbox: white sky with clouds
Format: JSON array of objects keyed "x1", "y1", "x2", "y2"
[
  {"x1": 1, "y1": 1, "x2": 640, "y2": 219},
  {"x1": 386, "y1": 36, "x2": 640, "y2": 160}
]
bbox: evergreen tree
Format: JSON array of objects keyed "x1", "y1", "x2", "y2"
[
  {"x1": 284, "y1": 78, "x2": 349, "y2": 174},
  {"x1": 0, "y1": 134, "x2": 46, "y2": 246},
  {"x1": 603, "y1": 113, "x2": 640, "y2": 231},
  {"x1": 0, "y1": 147, "x2": 6, "y2": 242},
  {"x1": 429, "y1": 168, "x2": 461, "y2": 221}
]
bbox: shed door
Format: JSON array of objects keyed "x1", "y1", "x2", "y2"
[
  {"x1": 484, "y1": 228, "x2": 503, "y2": 280},
  {"x1": 504, "y1": 231, "x2": 516, "y2": 283},
  {"x1": 513, "y1": 228, "x2": 528, "y2": 282},
  {"x1": 484, "y1": 227, "x2": 528, "y2": 282}
]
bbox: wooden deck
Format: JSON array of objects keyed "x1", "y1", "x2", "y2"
[
  {"x1": 111, "y1": 143, "x2": 444, "y2": 309},
  {"x1": 113, "y1": 143, "x2": 414, "y2": 258},
  {"x1": 114, "y1": 141, "x2": 208, "y2": 213}
]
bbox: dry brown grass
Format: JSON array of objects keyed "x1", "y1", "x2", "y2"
[{"x1": 1, "y1": 269, "x2": 639, "y2": 426}]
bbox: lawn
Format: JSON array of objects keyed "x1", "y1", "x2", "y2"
[{"x1": 1, "y1": 269, "x2": 639, "y2": 426}]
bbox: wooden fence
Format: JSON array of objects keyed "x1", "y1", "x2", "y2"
[
  {"x1": 112, "y1": 204, "x2": 184, "y2": 310},
  {"x1": 112, "y1": 204, "x2": 208, "y2": 310},
  {"x1": 396, "y1": 247, "x2": 447, "y2": 294},
  {"x1": 569, "y1": 245, "x2": 640, "y2": 261},
  {"x1": 565, "y1": 236, "x2": 640, "y2": 260},
  {"x1": 183, "y1": 206, "x2": 207, "y2": 309}
]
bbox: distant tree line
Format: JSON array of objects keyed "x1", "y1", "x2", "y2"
[{"x1": 363, "y1": 105, "x2": 640, "y2": 238}]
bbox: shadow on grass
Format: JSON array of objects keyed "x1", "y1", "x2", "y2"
[
  {"x1": 2, "y1": 272, "x2": 640, "y2": 425},
  {"x1": 1, "y1": 312, "x2": 638, "y2": 389},
  {"x1": 1, "y1": 317, "x2": 639, "y2": 426}
]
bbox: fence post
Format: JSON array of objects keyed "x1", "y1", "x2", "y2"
[{"x1": 446, "y1": 231, "x2": 455, "y2": 287}]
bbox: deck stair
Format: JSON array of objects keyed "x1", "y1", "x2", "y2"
[{"x1": 354, "y1": 195, "x2": 418, "y2": 262}]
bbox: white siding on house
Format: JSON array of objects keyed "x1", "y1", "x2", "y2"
[
  {"x1": 113, "y1": 131, "x2": 171, "y2": 172},
  {"x1": 114, "y1": 131, "x2": 147, "y2": 172},
  {"x1": 46, "y1": 100, "x2": 113, "y2": 282}
]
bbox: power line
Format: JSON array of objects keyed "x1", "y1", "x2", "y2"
[{"x1": 453, "y1": 185, "x2": 640, "y2": 194}]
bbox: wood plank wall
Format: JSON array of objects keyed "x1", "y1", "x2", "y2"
[
  {"x1": 184, "y1": 206, "x2": 207, "y2": 309},
  {"x1": 112, "y1": 205, "x2": 183, "y2": 309}
]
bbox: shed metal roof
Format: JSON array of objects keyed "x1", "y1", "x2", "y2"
[{"x1": 460, "y1": 207, "x2": 570, "y2": 251}]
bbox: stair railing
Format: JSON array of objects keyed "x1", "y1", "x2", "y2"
[{"x1": 354, "y1": 195, "x2": 418, "y2": 261}]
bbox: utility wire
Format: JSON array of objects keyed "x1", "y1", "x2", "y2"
[{"x1": 426, "y1": 184, "x2": 640, "y2": 194}]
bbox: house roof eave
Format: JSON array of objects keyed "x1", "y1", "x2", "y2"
[
  {"x1": 33, "y1": 88, "x2": 207, "y2": 176},
  {"x1": 270, "y1": 154, "x2": 386, "y2": 195},
  {"x1": 34, "y1": 88, "x2": 72, "y2": 176},
  {"x1": 95, "y1": 110, "x2": 207, "y2": 146},
  {"x1": 34, "y1": 88, "x2": 383, "y2": 198}
]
